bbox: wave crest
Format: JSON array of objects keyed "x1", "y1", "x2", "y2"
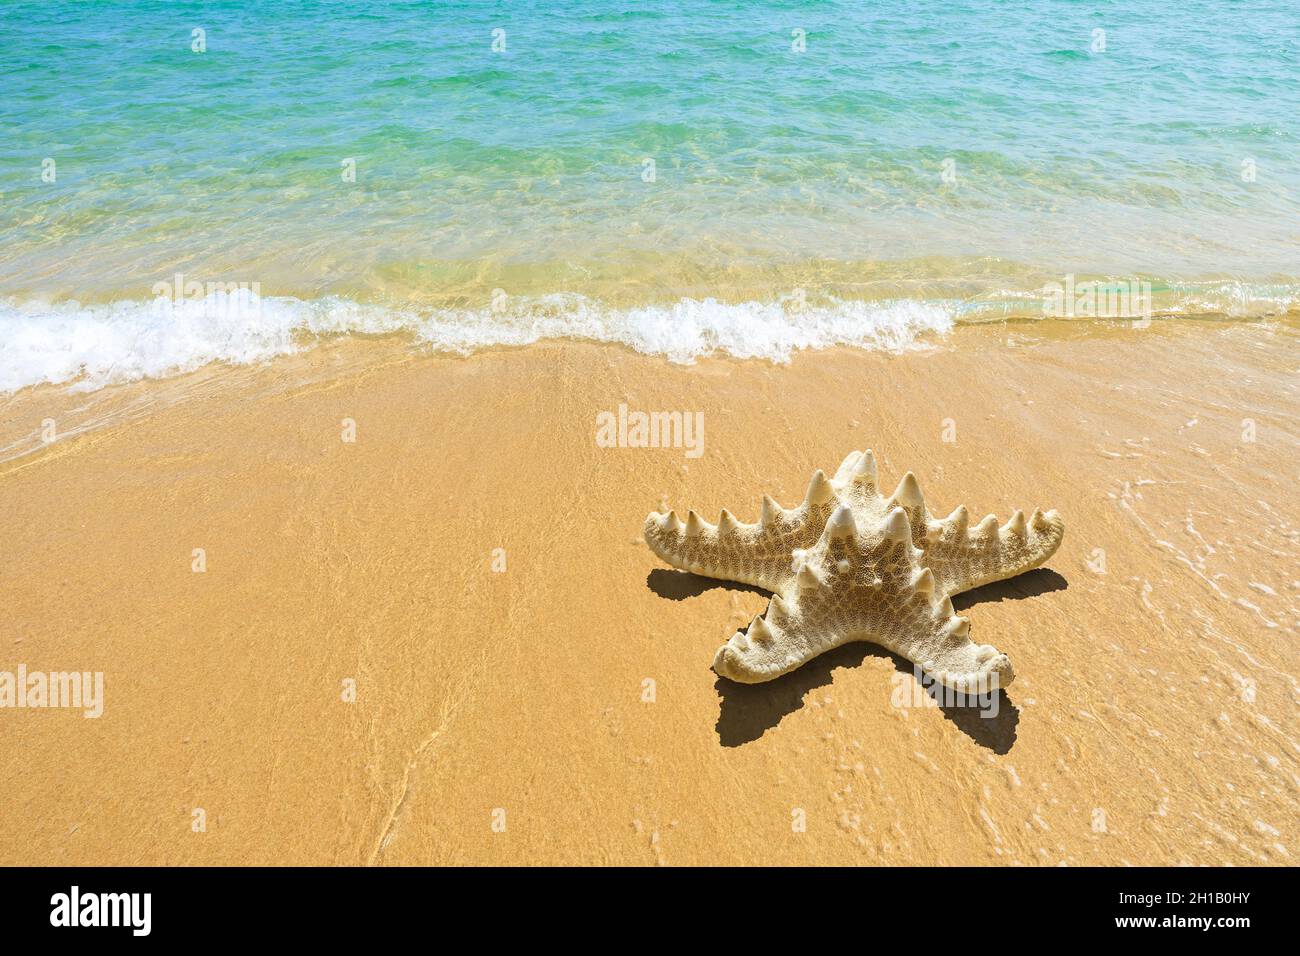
[{"x1": 0, "y1": 292, "x2": 955, "y2": 394}]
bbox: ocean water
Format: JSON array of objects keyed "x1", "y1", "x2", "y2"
[{"x1": 1, "y1": 0, "x2": 1298, "y2": 391}]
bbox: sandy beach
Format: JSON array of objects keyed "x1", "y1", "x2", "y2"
[{"x1": 1, "y1": 317, "x2": 1296, "y2": 866}]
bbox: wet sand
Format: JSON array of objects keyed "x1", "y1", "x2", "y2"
[{"x1": 0, "y1": 318, "x2": 1296, "y2": 865}]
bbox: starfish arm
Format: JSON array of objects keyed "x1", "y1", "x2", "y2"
[
  {"x1": 921, "y1": 507, "x2": 1065, "y2": 596},
  {"x1": 879, "y1": 471, "x2": 1066, "y2": 596},
  {"x1": 712, "y1": 579, "x2": 1013, "y2": 693},
  {"x1": 711, "y1": 504, "x2": 1015, "y2": 692},
  {"x1": 643, "y1": 469, "x2": 840, "y2": 593},
  {"x1": 644, "y1": 510, "x2": 794, "y2": 592}
]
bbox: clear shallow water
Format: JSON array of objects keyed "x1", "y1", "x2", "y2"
[{"x1": 1, "y1": 0, "x2": 1298, "y2": 390}]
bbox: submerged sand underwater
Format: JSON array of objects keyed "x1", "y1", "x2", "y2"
[{"x1": 0, "y1": 319, "x2": 1296, "y2": 865}]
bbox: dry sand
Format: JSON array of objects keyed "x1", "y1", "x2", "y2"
[{"x1": 1, "y1": 318, "x2": 1296, "y2": 865}]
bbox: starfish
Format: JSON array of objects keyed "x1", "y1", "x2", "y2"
[{"x1": 644, "y1": 450, "x2": 1064, "y2": 692}]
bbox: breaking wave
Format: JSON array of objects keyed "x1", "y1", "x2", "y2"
[
  {"x1": 0, "y1": 291, "x2": 955, "y2": 394},
  {"x1": 3, "y1": 277, "x2": 1295, "y2": 395}
]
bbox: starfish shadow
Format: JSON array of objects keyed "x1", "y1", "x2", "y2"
[
  {"x1": 715, "y1": 644, "x2": 1020, "y2": 752},
  {"x1": 952, "y1": 567, "x2": 1067, "y2": 610},
  {"x1": 649, "y1": 567, "x2": 1066, "y2": 607},
  {"x1": 646, "y1": 568, "x2": 767, "y2": 601}
]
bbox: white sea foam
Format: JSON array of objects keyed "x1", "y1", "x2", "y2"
[{"x1": 0, "y1": 291, "x2": 955, "y2": 394}]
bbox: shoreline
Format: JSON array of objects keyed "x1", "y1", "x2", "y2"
[
  {"x1": 3, "y1": 311, "x2": 1294, "y2": 451},
  {"x1": 1, "y1": 321, "x2": 1296, "y2": 865},
  {"x1": 3, "y1": 283, "x2": 1297, "y2": 398}
]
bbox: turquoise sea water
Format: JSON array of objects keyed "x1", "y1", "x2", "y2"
[{"x1": 1, "y1": 0, "x2": 1298, "y2": 389}]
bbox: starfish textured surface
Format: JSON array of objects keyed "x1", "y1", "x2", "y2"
[{"x1": 644, "y1": 450, "x2": 1065, "y2": 691}]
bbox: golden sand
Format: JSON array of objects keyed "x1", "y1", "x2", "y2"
[{"x1": 1, "y1": 319, "x2": 1296, "y2": 865}]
